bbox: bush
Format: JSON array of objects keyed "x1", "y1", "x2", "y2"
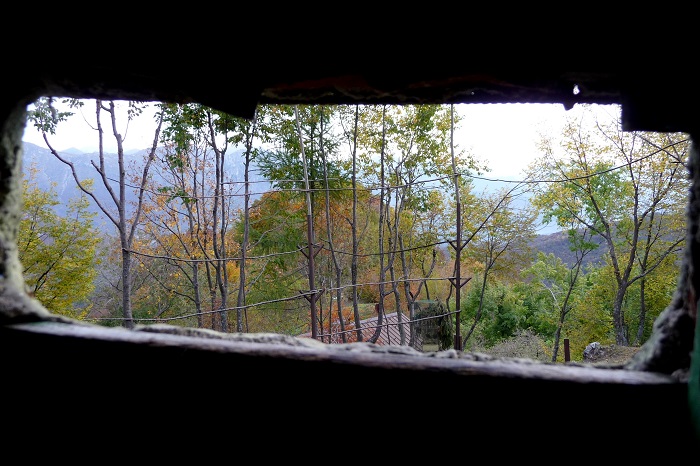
[
  {"x1": 414, "y1": 300, "x2": 454, "y2": 351},
  {"x1": 470, "y1": 329, "x2": 551, "y2": 362}
]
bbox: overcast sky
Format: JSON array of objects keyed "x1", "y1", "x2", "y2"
[{"x1": 21, "y1": 100, "x2": 619, "y2": 181}]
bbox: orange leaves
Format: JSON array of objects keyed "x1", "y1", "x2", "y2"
[{"x1": 317, "y1": 305, "x2": 361, "y2": 343}]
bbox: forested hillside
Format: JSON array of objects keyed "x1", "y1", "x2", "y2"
[{"x1": 531, "y1": 230, "x2": 607, "y2": 266}]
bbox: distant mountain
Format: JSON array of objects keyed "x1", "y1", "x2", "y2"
[
  {"x1": 531, "y1": 230, "x2": 607, "y2": 267},
  {"x1": 22, "y1": 142, "x2": 116, "y2": 227},
  {"x1": 21, "y1": 142, "x2": 267, "y2": 232}
]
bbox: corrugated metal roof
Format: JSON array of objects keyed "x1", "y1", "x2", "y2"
[{"x1": 302, "y1": 311, "x2": 438, "y2": 351}]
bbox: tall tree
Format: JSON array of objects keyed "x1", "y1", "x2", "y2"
[
  {"x1": 235, "y1": 106, "x2": 268, "y2": 333},
  {"x1": 138, "y1": 138, "x2": 210, "y2": 328},
  {"x1": 317, "y1": 106, "x2": 350, "y2": 342},
  {"x1": 623, "y1": 131, "x2": 688, "y2": 345},
  {"x1": 255, "y1": 105, "x2": 347, "y2": 337},
  {"x1": 529, "y1": 106, "x2": 689, "y2": 345},
  {"x1": 158, "y1": 103, "x2": 254, "y2": 332},
  {"x1": 27, "y1": 97, "x2": 163, "y2": 329},
  {"x1": 356, "y1": 104, "x2": 477, "y2": 343},
  {"x1": 337, "y1": 104, "x2": 366, "y2": 341}
]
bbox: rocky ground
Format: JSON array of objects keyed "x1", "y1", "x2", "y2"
[
  {"x1": 582, "y1": 342, "x2": 641, "y2": 366},
  {"x1": 470, "y1": 331, "x2": 642, "y2": 365}
]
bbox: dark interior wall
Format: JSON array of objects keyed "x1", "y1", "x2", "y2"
[{"x1": 1, "y1": 56, "x2": 698, "y2": 455}]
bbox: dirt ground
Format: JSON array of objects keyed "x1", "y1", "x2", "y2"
[
  {"x1": 582, "y1": 343, "x2": 641, "y2": 365},
  {"x1": 470, "y1": 332, "x2": 642, "y2": 365}
]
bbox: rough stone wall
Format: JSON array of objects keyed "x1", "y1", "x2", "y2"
[
  {"x1": 0, "y1": 69, "x2": 697, "y2": 447},
  {"x1": 0, "y1": 102, "x2": 52, "y2": 323}
]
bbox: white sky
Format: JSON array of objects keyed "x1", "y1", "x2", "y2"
[
  {"x1": 21, "y1": 100, "x2": 619, "y2": 180},
  {"x1": 22, "y1": 100, "x2": 160, "y2": 154},
  {"x1": 456, "y1": 103, "x2": 571, "y2": 179}
]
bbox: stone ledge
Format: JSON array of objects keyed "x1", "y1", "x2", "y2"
[{"x1": 3, "y1": 320, "x2": 682, "y2": 386}]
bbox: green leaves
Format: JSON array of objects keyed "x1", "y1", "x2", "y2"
[
  {"x1": 157, "y1": 185, "x2": 196, "y2": 205},
  {"x1": 20, "y1": 165, "x2": 100, "y2": 317},
  {"x1": 26, "y1": 97, "x2": 82, "y2": 136}
]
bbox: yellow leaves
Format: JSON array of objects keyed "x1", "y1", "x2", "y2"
[
  {"x1": 19, "y1": 168, "x2": 101, "y2": 317},
  {"x1": 225, "y1": 261, "x2": 239, "y2": 282}
]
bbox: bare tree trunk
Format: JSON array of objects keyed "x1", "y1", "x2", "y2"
[
  {"x1": 295, "y1": 106, "x2": 319, "y2": 338},
  {"x1": 398, "y1": 234, "x2": 412, "y2": 345},
  {"x1": 368, "y1": 106, "x2": 388, "y2": 344},
  {"x1": 382, "y1": 166, "x2": 404, "y2": 343},
  {"x1": 551, "y1": 248, "x2": 587, "y2": 363},
  {"x1": 350, "y1": 106, "x2": 363, "y2": 341},
  {"x1": 236, "y1": 111, "x2": 259, "y2": 332},
  {"x1": 212, "y1": 142, "x2": 228, "y2": 332},
  {"x1": 320, "y1": 110, "x2": 347, "y2": 343},
  {"x1": 464, "y1": 257, "x2": 489, "y2": 343},
  {"x1": 47, "y1": 100, "x2": 162, "y2": 329}
]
